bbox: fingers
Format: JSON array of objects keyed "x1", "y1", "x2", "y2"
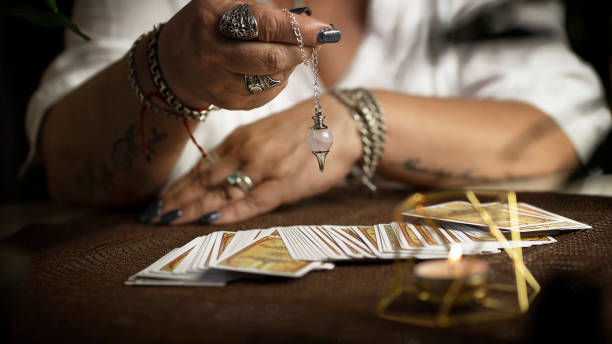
[
  {"x1": 216, "y1": 2, "x2": 339, "y2": 46},
  {"x1": 214, "y1": 180, "x2": 283, "y2": 224},
  {"x1": 160, "y1": 152, "x2": 240, "y2": 213},
  {"x1": 204, "y1": 65, "x2": 295, "y2": 110},
  {"x1": 170, "y1": 186, "x2": 242, "y2": 225},
  {"x1": 162, "y1": 165, "x2": 266, "y2": 225},
  {"x1": 222, "y1": 42, "x2": 305, "y2": 75},
  {"x1": 227, "y1": 66, "x2": 295, "y2": 97},
  {"x1": 157, "y1": 145, "x2": 269, "y2": 224},
  {"x1": 251, "y1": 3, "x2": 337, "y2": 46}
]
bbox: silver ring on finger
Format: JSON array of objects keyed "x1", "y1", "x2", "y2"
[
  {"x1": 226, "y1": 171, "x2": 254, "y2": 193},
  {"x1": 244, "y1": 75, "x2": 281, "y2": 93},
  {"x1": 219, "y1": 4, "x2": 259, "y2": 41}
]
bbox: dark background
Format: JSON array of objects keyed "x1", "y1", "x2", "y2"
[{"x1": 0, "y1": 0, "x2": 611, "y2": 205}]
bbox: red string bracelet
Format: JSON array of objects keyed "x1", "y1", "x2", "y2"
[{"x1": 139, "y1": 91, "x2": 209, "y2": 163}]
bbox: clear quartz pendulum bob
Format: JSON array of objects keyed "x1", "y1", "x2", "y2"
[
  {"x1": 283, "y1": 8, "x2": 333, "y2": 172},
  {"x1": 307, "y1": 112, "x2": 333, "y2": 171}
]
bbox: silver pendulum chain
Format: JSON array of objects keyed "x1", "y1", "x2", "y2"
[{"x1": 282, "y1": 8, "x2": 333, "y2": 172}]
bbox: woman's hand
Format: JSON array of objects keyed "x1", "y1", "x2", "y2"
[
  {"x1": 156, "y1": 94, "x2": 362, "y2": 224},
  {"x1": 157, "y1": 0, "x2": 336, "y2": 110}
]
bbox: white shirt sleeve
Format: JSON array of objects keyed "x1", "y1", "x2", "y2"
[
  {"x1": 453, "y1": 1, "x2": 611, "y2": 162},
  {"x1": 21, "y1": 0, "x2": 183, "y2": 175}
]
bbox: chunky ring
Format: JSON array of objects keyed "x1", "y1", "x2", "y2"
[
  {"x1": 245, "y1": 75, "x2": 281, "y2": 93},
  {"x1": 219, "y1": 4, "x2": 259, "y2": 41},
  {"x1": 227, "y1": 171, "x2": 254, "y2": 193}
]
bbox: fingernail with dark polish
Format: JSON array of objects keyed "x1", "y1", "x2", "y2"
[
  {"x1": 289, "y1": 7, "x2": 312, "y2": 16},
  {"x1": 139, "y1": 199, "x2": 163, "y2": 223},
  {"x1": 159, "y1": 209, "x2": 182, "y2": 225},
  {"x1": 200, "y1": 211, "x2": 221, "y2": 225},
  {"x1": 317, "y1": 27, "x2": 341, "y2": 43}
]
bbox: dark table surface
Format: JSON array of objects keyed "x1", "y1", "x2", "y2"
[{"x1": 3, "y1": 188, "x2": 612, "y2": 343}]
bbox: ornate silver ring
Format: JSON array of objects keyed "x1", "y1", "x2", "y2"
[
  {"x1": 227, "y1": 171, "x2": 254, "y2": 193},
  {"x1": 244, "y1": 75, "x2": 281, "y2": 93},
  {"x1": 219, "y1": 4, "x2": 259, "y2": 41}
]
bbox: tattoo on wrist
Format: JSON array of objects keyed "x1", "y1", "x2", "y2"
[
  {"x1": 403, "y1": 158, "x2": 494, "y2": 183},
  {"x1": 75, "y1": 124, "x2": 168, "y2": 194}
]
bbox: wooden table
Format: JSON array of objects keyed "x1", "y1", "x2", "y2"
[{"x1": 3, "y1": 188, "x2": 611, "y2": 343}]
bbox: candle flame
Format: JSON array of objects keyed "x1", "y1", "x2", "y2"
[
  {"x1": 448, "y1": 244, "x2": 462, "y2": 264},
  {"x1": 415, "y1": 204, "x2": 424, "y2": 214}
]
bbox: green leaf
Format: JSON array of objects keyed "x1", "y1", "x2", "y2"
[
  {"x1": 1, "y1": 4, "x2": 90, "y2": 41},
  {"x1": 45, "y1": 0, "x2": 58, "y2": 13}
]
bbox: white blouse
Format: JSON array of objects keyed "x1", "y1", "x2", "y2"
[{"x1": 24, "y1": 0, "x2": 611, "y2": 187}]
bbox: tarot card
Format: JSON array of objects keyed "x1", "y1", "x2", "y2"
[
  {"x1": 293, "y1": 226, "x2": 336, "y2": 261},
  {"x1": 402, "y1": 201, "x2": 557, "y2": 229},
  {"x1": 392, "y1": 222, "x2": 424, "y2": 249},
  {"x1": 134, "y1": 239, "x2": 239, "y2": 283},
  {"x1": 220, "y1": 229, "x2": 263, "y2": 261},
  {"x1": 278, "y1": 227, "x2": 315, "y2": 261},
  {"x1": 483, "y1": 202, "x2": 557, "y2": 220},
  {"x1": 321, "y1": 226, "x2": 368, "y2": 258},
  {"x1": 326, "y1": 226, "x2": 375, "y2": 258},
  {"x1": 188, "y1": 234, "x2": 212, "y2": 272},
  {"x1": 306, "y1": 226, "x2": 348, "y2": 260},
  {"x1": 149, "y1": 237, "x2": 203, "y2": 276},
  {"x1": 208, "y1": 231, "x2": 237, "y2": 266},
  {"x1": 443, "y1": 223, "x2": 557, "y2": 247},
  {"x1": 292, "y1": 226, "x2": 327, "y2": 260},
  {"x1": 212, "y1": 236, "x2": 321, "y2": 278},
  {"x1": 125, "y1": 266, "x2": 241, "y2": 287},
  {"x1": 352, "y1": 226, "x2": 381, "y2": 254},
  {"x1": 173, "y1": 235, "x2": 208, "y2": 274}
]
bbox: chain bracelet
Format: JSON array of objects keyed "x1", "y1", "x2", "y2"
[
  {"x1": 332, "y1": 88, "x2": 386, "y2": 193},
  {"x1": 147, "y1": 24, "x2": 218, "y2": 121},
  {"x1": 128, "y1": 30, "x2": 183, "y2": 119}
]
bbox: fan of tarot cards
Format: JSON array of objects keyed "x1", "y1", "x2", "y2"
[{"x1": 126, "y1": 201, "x2": 590, "y2": 287}]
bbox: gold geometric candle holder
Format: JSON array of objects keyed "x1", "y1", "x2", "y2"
[{"x1": 376, "y1": 190, "x2": 540, "y2": 327}]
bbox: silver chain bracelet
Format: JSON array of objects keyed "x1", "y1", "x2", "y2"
[
  {"x1": 332, "y1": 88, "x2": 386, "y2": 193},
  {"x1": 128, "y1": 30, "x2": 183, "y2": 119},
  {"x1": 147, "y1": 24, "x2": 218, "y2": 121}
]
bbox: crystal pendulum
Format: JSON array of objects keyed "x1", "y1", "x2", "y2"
[
  {"x1": 307, "y1": 112, "x2": 333, "y2": 171},
  {"x1": 283, "y1": 8, "x2": 333, "y2": 172}
]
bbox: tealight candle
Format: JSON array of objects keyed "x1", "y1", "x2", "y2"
[{"x1": 414, "y1": 244, "x2": 490, "y2": 304}]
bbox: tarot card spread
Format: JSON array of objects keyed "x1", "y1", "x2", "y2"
[{"x1": 126, "y1": 202, "x2": 589, "y2": 286}]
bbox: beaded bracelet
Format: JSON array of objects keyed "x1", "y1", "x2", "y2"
[{"x1": 332, "y1": 88, "x2": 386, "y2": 194}]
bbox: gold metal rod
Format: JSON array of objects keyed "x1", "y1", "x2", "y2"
[
  {"x1": 465, "y1": 191, "x2": 540, "y2": 296},
  {"x1": 508, "y1": 192, "x2": 529, "y2": 312}
]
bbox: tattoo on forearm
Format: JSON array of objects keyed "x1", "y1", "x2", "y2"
[
  {"x1": 111, "y1": 125, "x2": 168, "y2": 170},
  {"x1": 75, "y1": 159, "x2": 115, "y2": 194},
  {"x1": 75, "y1": 124, "x2": 168, "y2": 194},
  {"x1": 403, "y1": 158, "x2": 494, "y2": 183}
]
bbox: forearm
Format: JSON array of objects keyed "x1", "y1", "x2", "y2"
[
  {"x1": 41, "y1": 37, "x2": 197, "y2": 206},
  {"x1": 372, "y1": 90, "x2": 580, "y2": 187}
]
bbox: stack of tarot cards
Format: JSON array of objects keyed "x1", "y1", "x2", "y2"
[{"x1": 126, "y1": 202, "x2": 589, "y2": 287}]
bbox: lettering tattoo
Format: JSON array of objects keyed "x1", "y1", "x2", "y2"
[
  {"x1": 75, "y1": 124, "x2": 168, "y2": 194},
  {"x1": 111, "y1": 125, "x2": 168, "y2": 170},
  {"x1": 403, "y1": 158, "x2": 494, "y2": 183}
]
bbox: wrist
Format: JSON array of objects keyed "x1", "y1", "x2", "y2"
[
  {"x1": 329, "y1": 88, "x2": 386, "y2": 193},
  {"x1": 320, "y1": 93, "x2": 363, "y2": 166},
  {"x1": 133, "y1": 32, "x2": 170, "y2": 109},
  {"x1": 156, "y1": 21, "x2": 211, "y2": 110}
]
